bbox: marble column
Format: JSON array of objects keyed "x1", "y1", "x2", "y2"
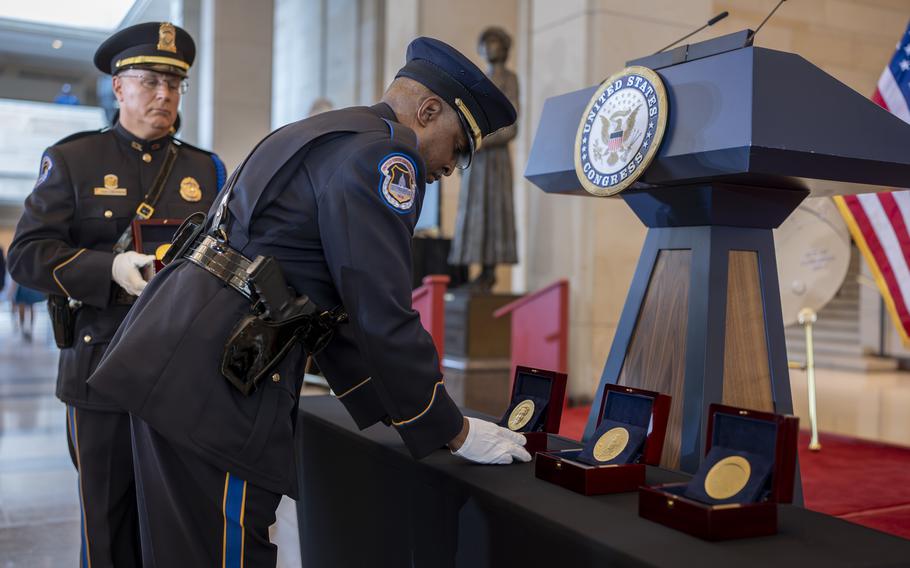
[{"x1": 196, "y1": 0, "x2": 274, "y2": 170}]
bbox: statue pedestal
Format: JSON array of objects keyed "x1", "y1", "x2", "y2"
[{"x1": 443, "y1": 290, "x2": 520, "y2": 415}]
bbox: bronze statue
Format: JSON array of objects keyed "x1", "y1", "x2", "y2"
[{"x1": 448, "y1": 27, "x2": 519, "y2": 292}]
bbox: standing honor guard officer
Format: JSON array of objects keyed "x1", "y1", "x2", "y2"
[
  {"x1": 89, "y1": 37, "x2": 530, "y2": 567},
  {"x1": 7, "y1": 22, "x2": 224, "y2": 568}
]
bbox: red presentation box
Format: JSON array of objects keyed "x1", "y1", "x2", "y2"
[
  {"x1": 132, "y1": 218, "x2": 184, "y2": 274},
  {"x1": 535, "y1": 384, "x2": 671, "y2": 495},
  {"x1": 497, "y1": 366, "x2": 567, "y2": 455},
  {"x1": 638, "y1": 404, "x2": 799, "y2": 541}
]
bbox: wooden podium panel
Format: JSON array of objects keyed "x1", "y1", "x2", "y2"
[
  {"x1": 616, "y1": 250, "x2": 691, "y2": 469},
  {"x1": 722, "y1": 251, "x2": 774, "y2": 413}
]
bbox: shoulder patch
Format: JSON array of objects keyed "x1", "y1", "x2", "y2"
[
  {"x1": 378, "y1": 153, "x2": 418, "y2": 214},
  {"x1": 35, "y1": 154, "x2": 53, "y2": 187}
]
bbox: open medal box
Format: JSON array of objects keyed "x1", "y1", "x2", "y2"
[
  {"x1": 132, "y1": 218, "x2": 184, "y2": 274},
  {"x1": 535, "y1": 384, "x2": 671, "y2": 495},
  {"x1": 638, "y1": 403, "x2": 799, "y2": 540},
  {"x1": 496, "y1": 366, "x2": 567, "y2": 455}
]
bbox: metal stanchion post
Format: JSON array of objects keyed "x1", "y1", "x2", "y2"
[{"x1": 798, "y1": 307, "x2": 821, "y2": 451}]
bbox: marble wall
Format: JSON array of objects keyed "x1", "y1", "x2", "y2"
[{"x1": 196, "y1": 0, "x2": 274, "y2": 170}]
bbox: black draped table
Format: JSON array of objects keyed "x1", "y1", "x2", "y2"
[{"x1": 296, "y1": 396, "x2": 910, "y2": 567}]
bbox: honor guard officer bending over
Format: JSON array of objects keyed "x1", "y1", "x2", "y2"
[
  {"x1": 7, "y1": 22, "x2": 223, "y2": 568},
  {"x1": 89, "y1": 37, "x2": 530, "y2": 567}
]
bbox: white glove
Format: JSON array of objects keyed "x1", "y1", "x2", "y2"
[
  {"x1": 453, "y1": 417, "x2": 532, "y2": 465},
  {"x1": 111, "y1": 251, "x2": 155, "y2": 296}
]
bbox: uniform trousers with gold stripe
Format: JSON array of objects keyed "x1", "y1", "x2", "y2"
[
  {"x1": 65, "y1": 405, "x2": 141, "y2": 568},
  {"x1": 129, "y1": 415, "x2": 282, "y2": 568}
]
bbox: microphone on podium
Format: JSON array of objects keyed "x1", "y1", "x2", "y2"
[
  {"x1": 749, "y1": 0, "x2": 787, "y2": 42},
  {"x1": 653, "y1": 11, "x2": 729, "y2": 55}
]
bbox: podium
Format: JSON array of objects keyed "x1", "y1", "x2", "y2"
[
  {"x1": 525, "y1": 32, "x2": 910, "y2": 473},
  {"x1": 412, "y1": 275, "x2": 449, "y2": 363},
  {"x1": 493, "y1": 279, "x2": 569, "y2": 387}
]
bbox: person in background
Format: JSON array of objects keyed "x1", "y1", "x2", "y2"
[{"x1": 9, "y1": 280, "x2": 45, "y2": 341}]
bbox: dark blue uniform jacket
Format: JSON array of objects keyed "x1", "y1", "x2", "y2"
[
  {"x1": 89, "y1": 104, "x2": 464, "y2": 495},
  {"x1": 8, "y1": 124, "x2": 223, "y2": 410}
]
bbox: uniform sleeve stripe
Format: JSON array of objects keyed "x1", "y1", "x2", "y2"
[
  {"x1": 335, "y1": 376, "x2": 372, "y2": 399},
  {"x1": 392, "y1": 379, "x2": 445, "y2": 426},
  {"x1": 222, "y1": 473, "x2": 247, "y2": 568},
  {"x1": 52, "y1": 248, "x2": 87, "y2": 297}
]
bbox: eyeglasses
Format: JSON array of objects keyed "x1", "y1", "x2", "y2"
[{"x1": 118, "y1": 72, "x2": 188, "y2": 95}]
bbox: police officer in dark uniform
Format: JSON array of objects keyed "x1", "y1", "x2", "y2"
[
  {"x1": 7, "y1": 22, "x2": 223, "y2": 568},
  {"x1": 89, "y1": 37, "x2": 529, "y2": 567}
]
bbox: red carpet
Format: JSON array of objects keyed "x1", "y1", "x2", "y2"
[{"x1": 559, "y1": 405, "x2": 910, "y2": 540}]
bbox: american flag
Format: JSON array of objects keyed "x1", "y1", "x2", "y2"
[
  {"x1": 607, "y1": 130, "x2": 623, "y2": 151},
  {"x1": 833, "y1": 20, "x2": 910, "y2": 345}
]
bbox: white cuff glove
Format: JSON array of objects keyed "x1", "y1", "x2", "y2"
[
  {"x1": 453, "y1": 417, "x2": 532, "y2": 465},
  {"x1": 112, "y1": 251, "x2": 155, "y2": 296}
]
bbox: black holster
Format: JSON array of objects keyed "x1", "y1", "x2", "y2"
[
  {"x1": 220, "y1": 256, "x2": 347, "y2": 396},
  {"x1": 47, "y1": 294, "x2": 77, "y2": 348},
  {"x1": 221, "y1": 301, "x2": 346, "y2": 396}
]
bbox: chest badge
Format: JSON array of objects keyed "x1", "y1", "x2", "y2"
[
  {"x1": 378, "y1": 154, "x2": 417, "y2": 214},
  {"x1": 94, "y1": 174, "x2": 127, "y2": 196},
  {"x1": 179, "y1": 176, "x2": 202, "y2": 202}
]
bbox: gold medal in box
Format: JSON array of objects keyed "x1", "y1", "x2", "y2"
[
  {"x1": 507, "y1": 399, "x2": 536, "y2": 431},
  {"x1": 592, "y1": 426, "x2": 630, "y2": 463},
  {"x1": 704, "y1": 455, "x2": 752, "y2": 500}
]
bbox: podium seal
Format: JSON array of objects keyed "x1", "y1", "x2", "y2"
[{"x1": 574, "y1": 66, "x2": 668, "y2": 196}]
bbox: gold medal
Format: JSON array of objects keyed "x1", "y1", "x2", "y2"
[
  {"x1": 592, "y1": 426, "x2": 630, "y2": 462},
  {"x1": 704, "y1": 455, "x2": 752, "y2": 500},
  {"x1": 507, "y1": 399, "x2": 535, "y2": 431},
  {"x1": 179, "y1": 176, "x2": 202, "y2": 202},
  {"x1": 155, "y1": 243, "x2": 172, "y2": 261}
]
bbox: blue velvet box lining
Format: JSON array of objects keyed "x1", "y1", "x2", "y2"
[
  {"x1": 496, "y1": 371, "x2": 555, "y2": 432},
  {"x1": 682, "y1": 413, "x2": 779, "y2": 505},
  {"x1": 572, "y1": 391, "x2": 655, "y2": 466},
  {"x1": 515, "y1": 371, "x2": 553, "y2": 400},
  {"x1": 576, "y1": 419, "x2": 647, "y2": 466},
  {"x1": 498, "y1": 395, "x2": 549, "y2": 432}
]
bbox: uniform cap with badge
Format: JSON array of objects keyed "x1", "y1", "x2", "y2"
[
  {"x1": 396, "y1": 36, "x2": 517, "y2": 169},
  {"x1": 94, "y1": 21, "x2": 196, "y2": 78}
]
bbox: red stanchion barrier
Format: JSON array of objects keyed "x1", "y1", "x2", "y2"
[
  {"x1": 494, "y1": 279, "x2": 569, "y2": 395},
  {"x1": 412, "y1": 274, "x2": 450, "y2": 363}
]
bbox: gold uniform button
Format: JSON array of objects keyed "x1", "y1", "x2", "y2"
[
  {"x1": 83, "y1": 335, "x2": 92, "y2": 343},
  {"x1": 142, "y1": 153, "x2": 152, "y2": 163},
  {"x1": 271, "y1": 373, "x2": 281, "y2": 383},
  {"x1": 104, "y1": 210, "x2": 113, "y2": 218}
]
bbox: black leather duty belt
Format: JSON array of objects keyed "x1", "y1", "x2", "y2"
[{"x1": 184, "y1": 235, "x2": 255, "y2": 301}]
